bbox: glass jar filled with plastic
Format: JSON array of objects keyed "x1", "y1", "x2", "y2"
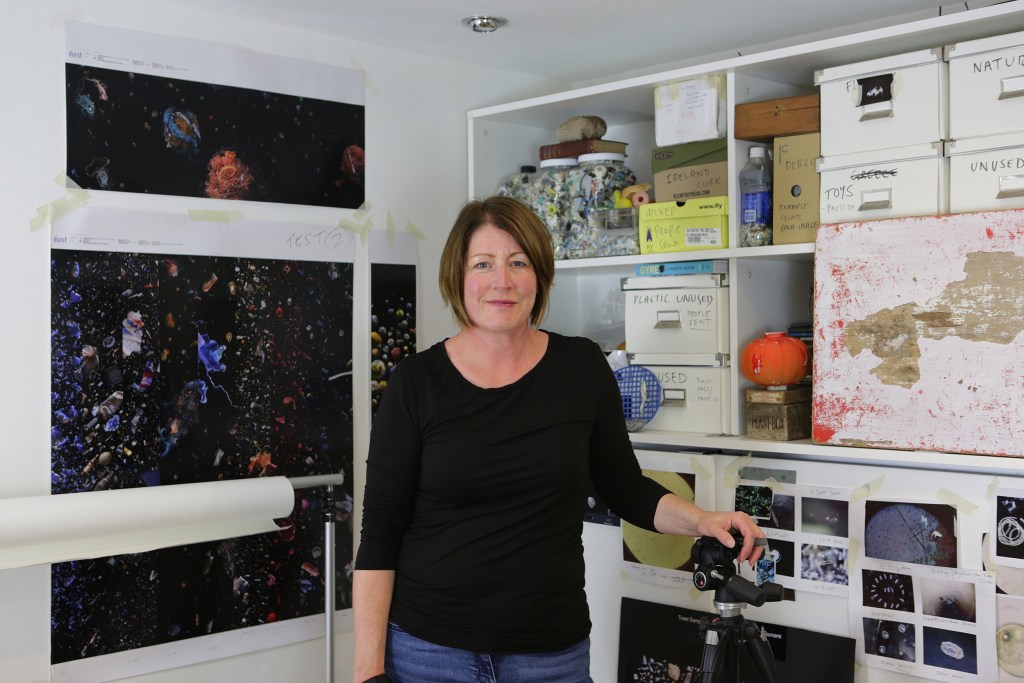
[
  {"x1": 566, "y1": 153, "x2": 637, "y2": 258},
  {"x1": 496, "y1": 164, "x2": 538, "y2": 207},
  {"x1": 530, "y1": 158, "x2": 577, "y2": 260}
]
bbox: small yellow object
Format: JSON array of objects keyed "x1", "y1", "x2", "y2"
[{"x1": 612, "y1": 189, "x2": 633, "y2": 209}]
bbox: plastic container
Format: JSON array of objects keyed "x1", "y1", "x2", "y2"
[
  {"x1": 496, "y1": 165, "x2": 537, "y2": 206},
  {"x1": 566, "y1": 153, "x2": 637, "y2": 258},
  {"x1": 531, "y1": 158, "x2": 577, "y2": 260},
  {"x1": 739, "y1": 146, "x2": 773, "y2": 247}
]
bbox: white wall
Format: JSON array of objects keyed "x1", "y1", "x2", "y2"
[{"x1": 0, "y1": 2, "x2": 558, "y2": 681}]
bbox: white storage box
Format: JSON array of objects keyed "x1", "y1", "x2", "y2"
[
  {"x1": 629, "y1": 361, "x2": 731, "y2": 434},
  {"x1": 815, "y1": 48, "x2": 947, "y2": 157},
  {"x1": 946, "y1": 131, "x2": 1024, "y2": 213},
  {"x1": 817, "y1": 142, "x2": 948, "y2": 223},
  {"x1": 946, "y1": 31, "x2": 1024, "y2": 141},
  {"x1": 622, "y1": 273, "x2": 729, "y2": 363}
]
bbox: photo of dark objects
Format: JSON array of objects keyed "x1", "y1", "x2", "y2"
[
  {"x1": 863, "y1": 618, "x2": 915, "y2": 662},
  {"x1": 619, "y1": 597, "x2": 854, "y2": 683},
  {"x1": 864, "y1": 501, "x2": 958, "y2": 567},
  {"x1": 801, "y1": 497, "x2": 849, "y2": 537},
  {"x1": 760, "y1": 493, "x2": 796, "y2": 531},
  {"x1": 862, "y1": 570, "x2": 915, "y2": 613},
  {"x1": 734, "y1": 484, "x2": 774, "y2": 520},
  {"x1": 66, "y1": 64, "x2": 364, "y2": 208},
  {"x1": 920, "y1": 577, "x2": 977, "y2": 623},
  {"x1": 760, "y1": 539, "x2": 796, "y2": 579},
  {"x1": 801, "y1": 544, "x2": 848, "y2": 585},
  {"x1": 50, "y1": 249, "x2": 354, "y2": 663},
  {"x1": 370, "y1": 263, "x2": 416, "y2": 417},
  {"x1": 584, "y1": 483, "x2": 620, "y2": 526},
  {"x1": 922, "y1": 626, "x2": 977, "y2": 674},
  {"x1": 997, "y1": 495, "x2": 1024, "y2": 561}
]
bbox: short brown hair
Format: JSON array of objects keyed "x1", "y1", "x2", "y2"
[{"x1": 439, "y1": 196, "x2": 555, "y2": 329}]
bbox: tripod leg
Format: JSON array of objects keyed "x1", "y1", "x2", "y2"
[
  {"x1": 699, "y1": 623, "x2": 733, "y2": 683},
  {"x1": 740, "y1": 621, "x2": 780, "y2": 683}
]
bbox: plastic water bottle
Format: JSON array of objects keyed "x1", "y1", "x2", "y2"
[{"x1": 739, "y1": 146, "x2": 773, "y2": 247}]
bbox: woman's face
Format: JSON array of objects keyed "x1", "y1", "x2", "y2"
[{"x1": 462, "y1": 223, "x2": 537, "y2": 333}]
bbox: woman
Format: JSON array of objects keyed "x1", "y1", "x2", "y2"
[{"x1": 354, "y1": 196, "x2": 764, "y2": 683}]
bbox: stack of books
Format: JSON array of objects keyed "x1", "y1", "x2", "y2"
[{"x1": 787, "y1": 322, "x2": 813, "y2": 386}]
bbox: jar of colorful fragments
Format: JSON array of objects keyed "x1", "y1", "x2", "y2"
[
  {"x1": 496, "y1": 164, "x2": 537, "y2": 207},
  {"x1": 531, "y1": 157, "x2": 578, "y2": 260},
  {"x1": 566, "y1": 153, "x2": 637, "y2": 259}
]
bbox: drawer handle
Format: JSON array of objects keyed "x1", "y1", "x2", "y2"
[
  {"x1": 858, "y1": 188, "x2": 892, "y2": 211},
  {"x1": 654, "y1": 310, "x2": 681, "y2": 328},
  {"x1": 859, "y1": 100, "x2": 893, "y2": 121},
  {"x1": 998, "y1": 75, "x2": 1024, "y2": 100},
  {"x1": 661, "y1": 389, "x2": 687, "y2": 406},
  {"x1": 997, "y1": 174, "x2": 1024, "y2": 199}
]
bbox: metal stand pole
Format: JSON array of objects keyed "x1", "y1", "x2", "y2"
[{"x1": 324, "y1": 484, "x2": 336, "y2": 683}]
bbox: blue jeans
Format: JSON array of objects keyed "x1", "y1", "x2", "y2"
[{"x1": 385, "y1": 621, "x2": 594, "y2": 683}]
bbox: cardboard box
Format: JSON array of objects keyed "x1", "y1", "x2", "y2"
[
  {"x1": 652, "y1": 139, "x2": 728, "y2": 202},
  {"x1": 622, "y1": 273, "x2": 729, "y2": 362},
  {"x1": 735, "y1": 93, "x2": 820, "y2": 142},
  {"x1": 637, "y1": 198, "x2": 729, "y2": 254},
  {"x1": 746, "y1": 401, "x2": 811, "y2": 440},
  {"x1": 773, "y1": 133, "x2": 820, "y2": 244},
  {"x1": 654, "y1": 75, "x2": 727, "y2": 147},
  {"x1": 637, "y1": 363, "x2": 731, "y2": 434},
  {"x1": 946, "y1": 131, "x2": 1024, "y2": 213}
]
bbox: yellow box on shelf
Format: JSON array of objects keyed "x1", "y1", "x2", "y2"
[{"x1": 637, "y1": 197, "x2": 728, "y2": 254}]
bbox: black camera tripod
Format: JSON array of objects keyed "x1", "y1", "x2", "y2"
[{"x1": 691, "y1": 534, "x2": 785, "y2": 683}]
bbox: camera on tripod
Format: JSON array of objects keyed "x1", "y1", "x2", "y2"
[{"x1": 691, "y1": 530, "x2": 783, "y2": 607}]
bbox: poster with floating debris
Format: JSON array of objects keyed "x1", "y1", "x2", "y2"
[
  {"x1": 813, "y1": 209, "x2": 1024, "y2": 457},
  {"x1": 49, "y1": 206, "x2": 355, "y2": 680}
]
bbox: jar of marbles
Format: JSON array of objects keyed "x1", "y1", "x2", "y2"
[
  {"x1": 496, "y1": 164, "x2": 537, "y2": 207},
  {"x1": 530, "y1": 157, "x2": 577, "y2": 260},
  {"x1": 566, "y1": 153, "x2": 637, "y2": 259}
]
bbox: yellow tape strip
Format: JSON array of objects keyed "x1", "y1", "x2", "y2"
[
  {"x1": 689, "y1": 455, "x2": 711, "y2": 481},
  {"x1": 936, "y1": 487, "x2": 978, "y2": 516},
  {"x1": 849, "y1": 476, "x2": 884, "y2": 504},
  {"x1": 404, "y1": 219, "x2": 426, "y2": 240},
  {"x1": 386, "y1": 211, "x2": 397, "y2": 249},
  {"x1": 847, "y1": 538, "x2": 860, "y2": 572},
  {"x1": 987, "y1": 476, "x2": 999, "y2": 501},
  {"x1": 187, "y1": 209, "x2": 244, "y2": 223},
  {"x1": 350, "y1": 58, "x2": 379, "y2": 97},
  {"x1": 721, "y1": 453, "x2": 752, "y2": 490},
  {"x1": 29, "y1": 187, "x2": 88, "y2": 233}
]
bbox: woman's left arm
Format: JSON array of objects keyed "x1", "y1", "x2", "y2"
[{"x1": 653, "y1": 493, "x2": 766, "y2": 565}]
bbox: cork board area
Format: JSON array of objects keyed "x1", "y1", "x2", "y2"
[{"x1": 813, "y1": 209, "x2": 1024, "y2": 456}]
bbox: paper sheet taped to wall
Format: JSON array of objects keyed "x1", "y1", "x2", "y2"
[{"x1": 0, "y1": 476, "x2": 295, "y2": 569}]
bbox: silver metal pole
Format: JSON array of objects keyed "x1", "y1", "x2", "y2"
[{"x1": 324, "y1": 484, "x2": 336, "y2": 683}]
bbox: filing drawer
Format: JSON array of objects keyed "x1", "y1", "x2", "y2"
[
  {"x1": 630, "y1": 361, "x2": 731, "y2": 434},
  {"x1": 818, "y1": 142, "x2": 948, "y2": 223},
  {"x1": 622, "y1": 274, "x2": 729, "y2": 362},
  {"x1": 947, "y1": 131, "x2": 1024, "y2": 213},
  {"x1": 946, "y1": 31, "x2": 1024, "y2": 140},
  {"x1": 815, "y1": 48, "x2": 947, "y2": 157}
]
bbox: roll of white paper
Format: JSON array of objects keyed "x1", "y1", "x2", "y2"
[{"x1": 0, "y1": 477, "x2": 295, "y2": 569}]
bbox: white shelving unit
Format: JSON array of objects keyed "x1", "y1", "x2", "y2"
[{"x1": 467, "y1": 1, "x2": 1024, "y2": 477}]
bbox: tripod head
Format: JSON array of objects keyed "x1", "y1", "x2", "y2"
[{"x1": 691, "y1": 531, "x2": 784, "y2": 612}]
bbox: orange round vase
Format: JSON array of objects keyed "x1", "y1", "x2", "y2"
[{"x1": 740, "y1": 332, "x2": 808, "y2": 387}]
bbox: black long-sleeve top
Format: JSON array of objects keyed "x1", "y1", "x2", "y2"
[{"x1": 355, "y1": 332, "x2": 670, "y2": 653}]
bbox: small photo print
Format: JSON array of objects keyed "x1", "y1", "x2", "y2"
[
  {"x1": 863, "y1": 618, "x2": 915, "y2": 662},
  {"x1": 864, "y1": 501, "x2": 958, "y2": 567},
  {"x1": 862, "y1": 570, "x2": 915, "y2": 613},
  {"x1": 922, "y1": 626, "x2": 977, "y2": 674},
  {"x1": 920, "y1": 577, "x2": 977, "y2": 623},
  {"x1": 735, "y1": 484, "x2": 774, "y2": 520},
  {"x1": 761, "y1": 494, "x2": 796, "y2": 531},
  {"x1": 997, "y1": 495, "x2": 1024, "y2": 562},
  {"x1": 801, "y1": 544, "x2": 848, "y2": 585},
  {"x1": 763, "y1": 539, "x2": 796, "y2": 579},
  {"x1": 802, "y1": 497, "x2": 849, "y2": 537}
]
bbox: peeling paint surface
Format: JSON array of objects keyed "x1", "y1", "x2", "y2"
[{"x1": 813, "y1": 210, "x2": 1024, "y2": 457}]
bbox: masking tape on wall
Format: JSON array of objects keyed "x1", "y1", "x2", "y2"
[
  {"x1": 350, "y1": 58, "x2": 379, "y2": 97},
  {"x1": 988, "y1": 476, "x2": 999, "y2": 501},
  {"x1": 689, "y1": 456, "x2": 711, "y2": 481},
  {"x1": 29, "y1": 184, "x2": 88, "y2": 233},
  {"x1": 721, "y1": 454, "x2": 752, "y2": 490},
  {"x1": 188, "y1": 208, "x2": 244, "y2": 223},
  {"x1": 849, "y1": 476, "x2": 884, "y2": 504},
  {"x1": 847, "y1": 538, "x2": 861, "y2": 572},
  {"x1": 936, "y1": 487, "x2": 978, "y2": 516}
]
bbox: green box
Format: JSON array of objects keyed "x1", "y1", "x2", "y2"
[
  {"x1": 652, "y1": 139, "x2": 729, "y2": 203},
  {"x1": 638, "y1": 197, "x2": 729, "y2": 254}
]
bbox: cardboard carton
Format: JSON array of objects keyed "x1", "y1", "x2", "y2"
[
  {"x1": 652, "y1": 139, "x2": 728, "y2": 203},
  {"x1": 773, "y1": 133, "x2": 820, "y2": 244}
]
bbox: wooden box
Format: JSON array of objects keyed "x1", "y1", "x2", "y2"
[
  {"x1": 734, "y1": 93, "x2": 820, "y2": 143},
  {"x1": 746, "y1": 401, "x2": 811, "y2": 441}
]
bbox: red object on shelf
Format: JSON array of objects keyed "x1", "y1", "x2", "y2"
[{"x1": 740, "y1": 332, "x2": 808, "y2": 387}]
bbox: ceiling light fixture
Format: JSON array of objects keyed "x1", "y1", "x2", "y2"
[{"x1": 462, "y1": 15, "x2": 508, "y2": 33}]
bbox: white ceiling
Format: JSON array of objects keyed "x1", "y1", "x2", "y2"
[{"x1": 174, "y1": 0, "x2": 1004, "y2": 84}]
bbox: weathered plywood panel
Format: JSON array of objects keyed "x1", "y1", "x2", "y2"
[{"x1": 813, "y1": 209, "x2": 1024, "y2": 456}]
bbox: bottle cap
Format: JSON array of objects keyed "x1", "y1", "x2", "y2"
[
  {"x1": 577, "y1": 152, "x2": 626, "y2": 164},
  {"x1": 749, "y1": 146, "x2": 766, "y2": 158},
  {"x1": 539, "y1": 158, "x2": 578, "y2": 168},
  {"x1": 520, "y1": 165, "x2": 537, "y2": 173}
]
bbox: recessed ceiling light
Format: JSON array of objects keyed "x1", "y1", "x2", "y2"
[{"x1": 461, "y1": 16, "x2": 508, "y2": 33}]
